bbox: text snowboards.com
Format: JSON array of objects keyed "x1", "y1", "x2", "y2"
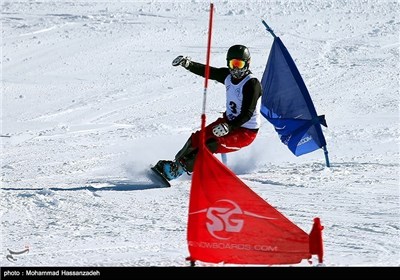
[{"x1": 3, "y1": 269, "x2": 101, "y2": 277}]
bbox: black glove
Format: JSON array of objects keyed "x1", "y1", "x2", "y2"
[
  {"x1": 212, "y1": 123, "x2": 230, "y2": 137},
  {"x1": 172, "y1": 55, "x2": 191, "y2": 68}
]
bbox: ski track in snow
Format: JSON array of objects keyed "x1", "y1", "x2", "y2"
[{"x1": 1, "y1": 0, "x2": 399, "y2": 266}]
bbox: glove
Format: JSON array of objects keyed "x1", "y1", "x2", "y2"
[
  {"x1": 212, "y1": 123, "x2": 230, "y2": 137},
  {"x1": 172, "y1": 55, "x2": 191, "y2": 68}
]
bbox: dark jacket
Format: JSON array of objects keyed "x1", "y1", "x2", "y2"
[{"x1": 186, "y1": 61, "x2": 262, "y2": 130}]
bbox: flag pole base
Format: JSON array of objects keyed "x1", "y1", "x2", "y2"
[
  {"x1": 323, "y1": 146, "x2": 330, "y2": 168},
  {"x1": 186, "y1": 256, "x2": 196, "y2": 267},
  {"x1": 309, "y1": 217, "x2": 324, "y2": 264}
]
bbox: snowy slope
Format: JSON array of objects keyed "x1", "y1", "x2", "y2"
[{"x1": 1, "y1": 0, "x2": 399, "y2": 266}]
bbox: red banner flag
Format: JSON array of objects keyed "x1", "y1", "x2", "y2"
[{"x1": 187, "y1": 145, "x2": 313, "y2": 265}]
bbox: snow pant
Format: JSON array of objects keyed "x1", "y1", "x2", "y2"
[{"x1": 175, "y1": 117, "x2": 258, "y2": 172}]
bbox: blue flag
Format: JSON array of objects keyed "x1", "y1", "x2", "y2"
[{"x1": 260, "y1": 37, "x2": 328, "y2": 156}]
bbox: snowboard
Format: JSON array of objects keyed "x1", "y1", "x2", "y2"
[{"x1": 149, "y1": 166, "x2": 171, "y2": 188}]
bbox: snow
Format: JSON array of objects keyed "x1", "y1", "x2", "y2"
[{"x1": 1, "y1": 0, "x2": 399, "y2": 267}]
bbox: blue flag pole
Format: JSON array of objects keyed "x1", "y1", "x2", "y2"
[
  {"x1": 323, "y1": 146, "x2": 330, "y2": 167},
  {"x1": 261, "y1": 19, "x2": 277, "y2": 38}
]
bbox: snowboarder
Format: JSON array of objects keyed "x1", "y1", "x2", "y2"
[{"x1": 153, "y1": 45, "x2": 262, "y2": 181}]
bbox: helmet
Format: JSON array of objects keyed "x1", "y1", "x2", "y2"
[
  {"x1": 226, "y1": 45, "x2": 251, "y2": 79},
  {"x1": 226, "y1": 45, "x2": 251, "y2": 61}
]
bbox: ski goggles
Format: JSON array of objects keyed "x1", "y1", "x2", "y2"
[{"x1": 228, "y1": 59, "x2": 246, "y2": 69}]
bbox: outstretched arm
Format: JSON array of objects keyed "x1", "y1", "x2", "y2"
[
  {"x1": 172, "y1": 55, "x2": 229, "y2": 84},
  {"x1": 187, "y1": 61, "x2": 230, "y2": 84}
]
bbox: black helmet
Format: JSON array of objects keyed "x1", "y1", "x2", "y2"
[
  {"x1": 226, "y1": 45, "x2": 251, "y2": 61},
  {"x1": 226, "y1": 45, "x2": 251, "y2": 79}
]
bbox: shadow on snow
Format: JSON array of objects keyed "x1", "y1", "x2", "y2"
[{"x1": 1, "y1": 180, "x2": 168, "y2": 192}]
